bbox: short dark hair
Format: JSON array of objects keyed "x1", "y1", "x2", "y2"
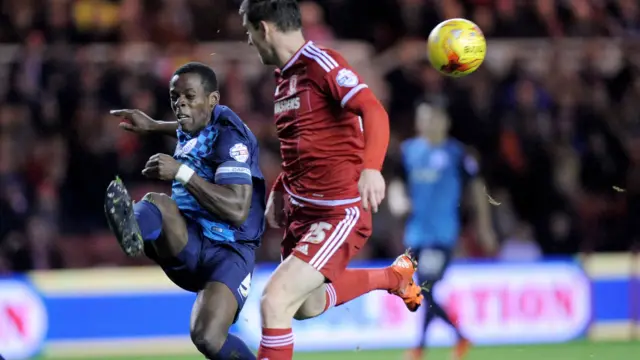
[
  {"x1": 240, "y1": 0, "x2": 302, "y2": 32},
  {"x1": 173, "y1": 62, "x2": 218, "y2": 94}
]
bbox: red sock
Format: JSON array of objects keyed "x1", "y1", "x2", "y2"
[
  {"x1": 257, "y1": 328, "x2": 294, "y2": 360},
  {"x1": 324, "y1": 268, "x2": 402, "y2": 311}
]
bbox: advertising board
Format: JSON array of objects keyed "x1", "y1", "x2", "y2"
[
  {"x1": 0, "y1": 279, "x2": 47, "y2": 359},
  {"x1": 0, "y1": 259, "x2": 593, "y2": 358}
]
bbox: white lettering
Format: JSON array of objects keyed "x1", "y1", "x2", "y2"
[{"x1": 274, "y1": 97, "x2": 300, "y2": 114}]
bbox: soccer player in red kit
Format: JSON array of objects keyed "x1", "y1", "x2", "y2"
[{"x1": 240, "y1": 1, "x2": 424, "y2": 359}]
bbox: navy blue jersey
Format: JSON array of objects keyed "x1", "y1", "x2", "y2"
[
  {"x1": 399, "y1": 137, "x2": 478, "y2": 249},
  {"x1": 171, "y1": 105, "x2": 266, "y2": 244}
]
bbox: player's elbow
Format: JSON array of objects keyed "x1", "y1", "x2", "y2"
[
  {"x1": 355, "y1": 93, "x2": 387, "y2": 119},
  {"x1": 228, "y1": 207, "x2": 250, "y2": 228}
]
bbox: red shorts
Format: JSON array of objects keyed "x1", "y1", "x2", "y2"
[{"x1": 281, "y1": 198, "x2": 372, "y2": 281}]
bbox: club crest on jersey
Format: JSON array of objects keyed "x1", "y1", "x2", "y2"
[
  {"x1": 229, "y1": 143, "x2": 249, "y2": 163},
  {"x1": 288, "y1": 75, "x2": 298, "y2": 96},
  {"x1": 176, "y1": 138, "x2": 198, "y2": 156},
  {"x1": 336, "y1": 68, "x2": 358, "y2": 88}
]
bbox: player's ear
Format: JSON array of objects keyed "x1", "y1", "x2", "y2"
[
  {"x1": 208, "y1": 91, "x2": 220, "y2": 108},
  {"x1": 259, "y1": 20, "x2": 270, "y2": 40}
]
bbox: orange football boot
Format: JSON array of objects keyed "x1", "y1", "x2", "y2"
[
  {"x1": 452, "y1": 337, "x2": 471, "y2": 360},
  {"x1": 388, "y1": 250, "x2": 424, "y2": 312},
  {"x1": 405, "y1": 348, "x2": 424, "y2": 360}
]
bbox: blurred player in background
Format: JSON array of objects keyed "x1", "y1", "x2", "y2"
[
  {"x1": 107, "y1": 62, "x2": 264, "y2": 360},
  {"x1": 239, "y1": 1, "x2": 424, "y2": 359},
  {"x1": 389, "y1": 103, "x2": 497, "y2": 360}
]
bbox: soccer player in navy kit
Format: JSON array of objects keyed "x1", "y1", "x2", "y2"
[
  {"x1": 106, "y1": 62, "x2": 264, "y2": 360},
  {"x1": 391, "y1": 103, "x2": 497, "y2": 360}
]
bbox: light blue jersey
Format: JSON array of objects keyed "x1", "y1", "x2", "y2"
[
  {"x1": 172, "y1": 105, "x2": 266, "y2": 244},
  {"x1": 400, "y1": 137, "x2": 478, "y2": 249}
]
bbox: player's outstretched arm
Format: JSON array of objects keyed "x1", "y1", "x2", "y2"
[
  {"x1": 141, "y1": 153, "x2": 252, "y2": 227},
  {"x1": 110, "y1": 109, "x2": 179, "y2": 137},
  {"x1": 184, "y1": 178, "x2": 252, "y2": 227}
]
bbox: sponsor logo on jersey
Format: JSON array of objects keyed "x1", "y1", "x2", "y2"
[
  {"x1": 229, "y1": 143, "x2": 249, "y2": 163},
  {"x1": 336, "y1": 68, "x2": 358, "y2": 87},
  {"x1": 274, "y1": 97, "x2": 300, "y2": 114},
  {"x1": 175, "y1": 138, "x2": 198, "y2": 157},
  {"x1": 182, "y1": 138, "x2": 198, "y2": 154},
  {"x1": 0, "y1": 280, "x2": 48, "y2": 360}
]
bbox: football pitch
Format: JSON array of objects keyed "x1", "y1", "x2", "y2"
[{"x1": 35, "y1": 341, "x2": 640, "y2": 360}]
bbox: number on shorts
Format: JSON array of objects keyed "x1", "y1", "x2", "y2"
[
  {"x1": 301, "y1": 222, "x2": 333, "y2": 244},
  {"x1": 238, "y1": 273, "x2": 251, "y2": 299}
]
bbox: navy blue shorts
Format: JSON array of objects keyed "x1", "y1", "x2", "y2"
[
  {"x1": 415, "y1": 245, "x2": 453, "y2": 285},
  {"x1": 145, "y1": 219, "x2": 256, "y2": 322}
]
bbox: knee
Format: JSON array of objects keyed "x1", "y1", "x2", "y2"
[
  {"x1": 260, "y1": 284, "x2": 293, "y2": 320},
  {"x1": 190, "y1": 323, "x2": 228, "y2": 357},
  {"x1": 142, "y1": 193, "x2": 180, "y2": 217},
  {"x1": 142, "y1": 192, "x2": 176, "y2": 213},
  {"x1": 260, "y1": 290, "x2": 282, "y2": 317}
]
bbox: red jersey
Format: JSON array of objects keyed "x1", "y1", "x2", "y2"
[{"x1": 273, "y1": 41, "x2": 370, "y2": 207}]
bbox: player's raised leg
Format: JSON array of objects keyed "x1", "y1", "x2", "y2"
[
  {"x1": 257, "y1": 204, "x2": 423, "y2": 360},
  {"x1": 104, "y1": 178, "x2": 188, "y2": 258},
  {"x1": 294, "y1": 250, "x2": 423, "y2": 321},
  {"x1": 105, "y1": 181, "x2": 256, "y2": 359}
]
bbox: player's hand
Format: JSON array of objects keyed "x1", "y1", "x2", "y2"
[
  {"x1": 142, "y1": 154, "x2": 181, "y2": 181},
  {"x1": 265, "y1": 190, "x2": 286, "y2": 228},
  {"x1": 110, "y1": 109, "x2": 157, "y2": 134},
  {"x1": 359, "y1": 169, "x2": 386, "y2": 213}
]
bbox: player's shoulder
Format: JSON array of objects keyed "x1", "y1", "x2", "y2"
[
  {"x1": 400, "y1": 137, "x2": 424, "y2": 153},
  {"x1": 213, "y1": 105, "x2": 257, "y2": 145},
  {"x1": 446, "y1": 139, "x2": 480, "y2": 170},
  {"x1": 300, "y1": 42, "x2": 348, "y2": 76}
]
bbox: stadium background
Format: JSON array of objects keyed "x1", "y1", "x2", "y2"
[{"x1": 0, "y1": 0, "x2": 639, "y2": 359}]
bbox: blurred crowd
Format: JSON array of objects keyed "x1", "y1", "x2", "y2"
[{"x1": 1, "y1": 0, "x2": 639, "y2": 272}]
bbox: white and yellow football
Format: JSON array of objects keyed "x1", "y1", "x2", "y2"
[{"x1": 427, "y1": 18, "x2": 486, "y2": 77}]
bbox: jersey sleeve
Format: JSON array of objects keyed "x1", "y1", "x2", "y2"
[
  {"x1": 310, "y1": 49, "x2": 369, "y2": 109},
  {"x1": 211, "y1": 127, "x2": 253, "y2": 186}
]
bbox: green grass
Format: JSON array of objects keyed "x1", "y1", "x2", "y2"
[{"x1": 34, "y1": 341, "x2": 640, "y2": 360}]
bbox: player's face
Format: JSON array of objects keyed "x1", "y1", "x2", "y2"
[
  {"x1": 243, "y1": 15, "x2": 276, "y2": 65},
  {"x1": 169, "y1": 73, "x2": 218, "y2": 134},
  {"x1": 416, "y1": 105, "x2": 449, "y2": 138}
]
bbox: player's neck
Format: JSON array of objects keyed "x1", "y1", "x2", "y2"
[
  {"x1": 425, "y1": 135, "x2": 445, "y2": 145},
  {"x1": 273, "y1": 31, "x2": 307, "y2": 69}
]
